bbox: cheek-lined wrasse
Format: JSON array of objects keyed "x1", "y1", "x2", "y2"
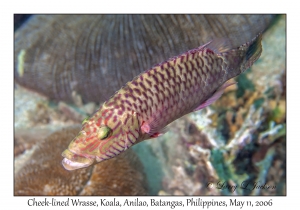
[{"x1": 62, "y1": 34, "x2": 262, "y2": 170}]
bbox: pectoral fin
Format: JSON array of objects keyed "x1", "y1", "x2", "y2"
[{"x1": 141, "y1": 117, "x2": 169, "y2": 139}]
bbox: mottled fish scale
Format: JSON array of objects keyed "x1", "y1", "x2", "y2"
[
  {"x1": 62, "y1": 34, "x2": 262, "y2": 170},
  {"x1": 99, "y1": 46, "x2": 227, "y2": 140}
]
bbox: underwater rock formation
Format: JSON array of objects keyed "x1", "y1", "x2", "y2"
[
  {"x1": 14, "y1": 14, "x2": 275, "y2": 103},
  {"x1": 14, "y1": 126, "x2": 148, "y2": 195}
]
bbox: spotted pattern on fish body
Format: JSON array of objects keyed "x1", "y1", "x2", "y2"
[{"x1": 62, "y1": 34, "x2": 262, "y2": 170}]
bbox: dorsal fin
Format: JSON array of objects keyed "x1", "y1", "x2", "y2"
[{"x1": 206, "y1": 38, "x2": 232, "y2": 54}]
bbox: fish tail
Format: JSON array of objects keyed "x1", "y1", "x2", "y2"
[
  {"x1": 217, "y1": 33, "x2": 263, "y2": 79},
  {"x1": 242, "y1": 33, "x2": 263, "y2": 71}
]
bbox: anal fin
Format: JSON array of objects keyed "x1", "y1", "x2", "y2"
[{"x1": 193, "y1": 81, "x2": 237, "y2": 112}]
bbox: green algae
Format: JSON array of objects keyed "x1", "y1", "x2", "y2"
[
  {"x1": 253, "y1": 98, "x2": 265, "y2": 109},
  {"x1": 236, "y1": 72, "x2": 256, "y2": 98}
]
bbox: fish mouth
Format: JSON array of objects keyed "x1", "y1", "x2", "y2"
[{"x1": 61, "y1": 149, "x2": 95, "y2": 171}]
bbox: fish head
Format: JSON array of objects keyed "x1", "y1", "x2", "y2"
[{"x1": 61, "y1": 104, "x2": 141, "y2": 170}]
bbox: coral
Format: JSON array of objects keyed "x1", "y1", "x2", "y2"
[
  {"x1": 14, "y1": 85, "x2": 49, "y2": 130},
  {"x1": 80, "y1": 149, "x2": 148, "y2": 195},
  {"x1": 57, "y1": 102, "x2": 87, "y2": 122},
  {"x1": 226, "y1": 106, "x2": 264, "y2": 157},
  {"x1": 14, "y1": 15, "x2": 275, "y2": 103},
  {"x1": 262, "y1": 142, "x2": 286, "y2": 196},
  {"x1": 167, "y1": 163, "x2": 203, "y2": 195},
  {"x1": 14, "y1": 126, "x2": 148, "y2": 195},
  {"x1": 152, "y1": 119, "x2": 221, "y2": 196},
  {"x1": 14, "y1": 126, "x2": 91, "y2": 195},
  {"x1": 14, "y1": 85, "x2": 97, "y2": 134}
]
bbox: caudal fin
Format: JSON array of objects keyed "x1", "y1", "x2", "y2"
[
  {"x1": 207, "y1": 33, "x2": 263, "y2": 80},
  {"x1": 241, "y1": 34, "x2": 263, "y2": 71}
]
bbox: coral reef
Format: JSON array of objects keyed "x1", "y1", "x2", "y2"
[
  {"x1": 14, "y1": 14, "x2": 275, "y2": 103},
  {"x1": 14, "y1": 84, "x2": 96, "y2": 133},
  {"x1": 14, "y1": 126, "x2": 148, "y2": 195}
]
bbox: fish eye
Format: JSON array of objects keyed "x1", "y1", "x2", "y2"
[{"x1": 97, "y1": 126, "x2": 112, "y2": 140}]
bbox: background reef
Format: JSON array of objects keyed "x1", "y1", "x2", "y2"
[
  {"x1": 14, "y1": 14, "x2": 285, "y2": 196},
  {"x1": 14, "y1": 14, "x2": 274, "y2": 103}
]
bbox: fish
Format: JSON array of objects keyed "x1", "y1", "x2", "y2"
[{"x1": 62, "y1": 33, "x2": 263, "y2": 170}]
